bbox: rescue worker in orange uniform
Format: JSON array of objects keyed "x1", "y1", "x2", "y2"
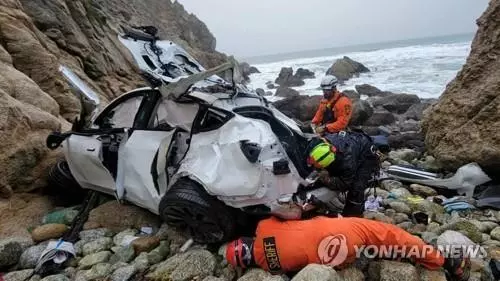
[
  {"x1": 311, "y1": 75, "x2": 353, "y2": 135},
  {"x1": 222, "y1": 216, "x2": 471, "y2": 281}
]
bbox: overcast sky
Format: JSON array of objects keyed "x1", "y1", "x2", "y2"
[{"x1": 177, "y1": 0, "x2": 489, "y2": 58}]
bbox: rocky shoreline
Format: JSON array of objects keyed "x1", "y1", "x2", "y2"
[{"x1": 1, "y1": 149, "x2": 499, "y2": 281}]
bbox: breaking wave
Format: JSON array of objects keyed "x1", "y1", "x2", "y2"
[{"x1": 248, "y1": 41, "x2": 471, "y2": 99}]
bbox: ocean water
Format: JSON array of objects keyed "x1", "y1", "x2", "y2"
[{"x1": 246, "y1": 34, "x2": 473, "y2": 99}]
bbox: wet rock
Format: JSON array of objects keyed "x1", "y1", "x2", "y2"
[
  {"x1": 381, "y1": 180, "x2": 403, "y2": 191},
  {"x1": 355, "y1": 84, "x2": 392, "y2": 97},
  {"x1": 214, "y1": 260, "x2": 236, "y2": 281},
  {"x1": 78, "y1": 251, "x2": 112, "y2": 269},
  {"x1": 368, "y1": 260, "x2": 418, "y2": 281},
  {"x1": 19, "y1": 243, "x2": 48, "y2": 269},
  {"x1": 364, "y1": 212, "x2": 394, "y2": 224},
  {"x1": 389, "y1": 201, "x2": 412, "y2": 215},
  {"x1": 3, "y1": 269, "x2": 34, "y2": 281},
  {"x1": 275, "y1": 86, "x2": 300, "y2": 98},
  {"x1": 409, "y1": 224, "x2": 428, "y2": 235},
  {"x1": 350, "y1": 100, "x2": 374, "y2": 126},
  {"x1": 256, "y1": 88, "x2": 265, "y2": 96},
  {"x1": 364, "y1": 109, "x2": 396, "y2": 126},
  {"x1": 326, "y1": 56, "x2": 370, "y2": 82},
  {"x1": 365, "y1": 188, "x2": 390, "y2": 199},
  {"x1": 421, "y1": 232, "x2": 438, "y2": 244},
  {"x1": 433, "y1": 213, "x2": 450, "y2": 225},
  {"x1": 75, "y1": 263, "x2": 112, "y2": 281},
  {"x1": 0, "y1": 237, "x2": 33, "y2": 268},
  {"x1": 343, "y1": 90, "x2": 360, "y2": 100},
  {"x1": 491, "y1": 227, "x2": 500, "y2": 240},
  {"x1": 237, "y1": 269, "x2": 271, "y2": 281},
  {"x1": 388, "y1": 133, "x2": 425, "y2": 151},
  {"x1": 202, "y1": 277, "x2": 226, "y2": 281},
  {"x1": 398, "y1": 222, "x2": 414, "y2": 231},
  {"x1": 111, "y1": 265, "x2": 137, "y2": 281},
  {"x1": 274, "y1": 67, "x2": 305, "y2": 87},
  {"x1": 109, "y1": 246, "x2": 136, "y2": 264},
  {"x1": 31, "y1": 224, "x2": 67, "y2": 242},
  {"x1": 295, "y1": 68, "x2": 315, "y2": 80},
  {"x1": 131, "y1": 236, "x2": 160, "y2": 254},
  {"x1": 390, "y1": 188, "x2": 413, "y2": 199},
  {"x1": 63, "y1": 267, "x2": 76, "y2": 280},
  {"x1": 147, "y1": 241, "x2": 170, "y2": 264},
  {"x1": 427, "y1": 222, "x2": 441, "y2": 233},
  {"x1": 113, "y1": 229, "x2": 138, "y2": 246},
  {"x1": 291, "y1": 264, "x2": 341, "y2": 281},
  {"x1": 482, "y1": 233, "x2": 491, "y2": 243},
  {"x1": 394, "y1": 213, "x2": 410, "y2": 224},
  {"x1": 272, "y1": 95, "x2": 322, "y2": 121},
  {"x1": 82, "y1": 237, "x2": 113, "y2": 256},
  {"x1": 439, "y1": 221, "x2": 483, "y2": 243},
  {"x1": 85, "y1": 201, "x2": 160, "y2": 233},
  {"x1": 147, "y1": 249, "x2": 216, "y2": 281},
  {"x1": 338, "y1": 266, "x2": 364, "y2": 281},
  {"x1": 409, "y1": 184, "x2": 438, "y2": 197},
  {"x1": 39, "y1": 274, "x2": 69, "y2": 281},
  {"x1": 266, "y1": 82, "x2": 276, "y2": 89},
  {"x1": 412, "y1": 156, "x2": 442, "y2": 173},
  {"x1": 480, "y1": 222, "x2": 498, "y2": 233},
  {"x1": 408, "y1": 199, "x2": 445, "y2": 215},
  {"x1": 372, "y1": 93, "x2": 421, "y2": 114},
  {"x1": 417, "y1": 267, "x2": 447, "y2": 281},
  {"x1": 79, "y1": 228, "x2": 114, "y2": 242},
  {"x1": 385, "y1": 209, "x2": 397, "y2": 218},
  {"x1": 132, "y1": 252, "x2": 150, "y2": 272},
  {"x1": 389, "y1": 149, "x2": 420, "y2": 163},
  {"x1": 403, "y1": 103, "x2": 432, "y2": 121}
]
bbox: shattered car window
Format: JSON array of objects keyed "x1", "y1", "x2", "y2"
[{"x1": 102, "y1": 96, "x2": 143, "y2": 128}]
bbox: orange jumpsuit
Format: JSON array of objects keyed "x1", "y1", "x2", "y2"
[
  {"x1": 311, "y1": 92, "x2": 353, "y2": 133},
  {"x1": 252, "y1": 216, "x2": 444, "y2": 274}
]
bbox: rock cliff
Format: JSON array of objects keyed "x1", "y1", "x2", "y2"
[
  {"x1": 0, "y1": 0, "x2": 227, "y2": 197},
  {"x1": 422, "y1": 0, "x2": 500, "y2": 176}
]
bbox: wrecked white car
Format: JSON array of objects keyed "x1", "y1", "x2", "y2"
[{"x1": 46, "y1": 26, "x2": 339, "y2": 243}]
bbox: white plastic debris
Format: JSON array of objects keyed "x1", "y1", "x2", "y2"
[
  {"x1": 121, "y1": 235, "x2": 139, "y2": 246},
  {"x1": 140, "y1": 227, "x2": 153, "y2": 235},
  {"x1": 179, "y1": 238, "x2": 194, "y2": 253}
]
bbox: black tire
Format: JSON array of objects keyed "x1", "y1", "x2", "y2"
[
  {"x1": 47, "y1": 160, "x2": 87, "y2": 206},
  {"x1": 159, "y1": 177, "x2": 236, "y2": 244}
]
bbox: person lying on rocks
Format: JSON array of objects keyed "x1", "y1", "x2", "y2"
[
  {"x1": 311, "y1": 75, "x2": 353, "y2": 135},
  {"x1": 306, "y1": 131, "x2": 380, "y2": 217},
  {"x1": 220, "y1": 216, "x2": 471, "y2": 281}
]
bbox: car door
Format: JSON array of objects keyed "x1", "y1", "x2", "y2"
[
  {"x1": 63, "y1": 90, "x2": 150, "y2": 196},
  {"x1": 115, "y1": 95, "x2": 199, "y2": 214}
]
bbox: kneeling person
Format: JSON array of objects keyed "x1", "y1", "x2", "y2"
[{"x1": 306, "y1": 130, "x2": 380, "y2": 217}]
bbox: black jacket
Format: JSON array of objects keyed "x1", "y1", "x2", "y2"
[{"x1": 321, "y1": 131, "x2": 377, "y2": 191}]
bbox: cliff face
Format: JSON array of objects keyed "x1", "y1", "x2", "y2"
[
  {"x1": 0, "y1": 0, "x2": 227, "y2": 197},
  {"x1": 422, "y1": 0, "x2": 500, "y2": 176}
]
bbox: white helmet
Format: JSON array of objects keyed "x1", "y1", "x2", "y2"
[{"x1": 320, "y1": 75, "x2": 338, "y2": 90}]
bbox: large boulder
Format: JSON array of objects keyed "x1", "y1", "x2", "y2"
[
  {"x1": 273, "y1": 95, "x2": 322, "y2": 122},
  {"x1": 355, "y1": 84, "x2": 392, "y2": 97},
  {"x1": 0, "y1": 193, "x2": 56, "y2": 239},
  {"x1": 363, "y1": 109, "x2": 396, "y2": 126},
  {"x1": 294, "y1": 68, "x2": 315, "y2": 80},
  {"x1": 0, "y1": 0, "x2": 227, "y2": 197},
  {"x1": 275, "y1": 67, "x2": 305, "y2": 87},
  {"x1": 371, "y1": 94, "x2": 421, "y2": 114},
  {"x1": 326, "y1": 56, "x2": 370, "y2": 82},
  {"x1": 422, "y1": 0, "x2": 500, "y2": 176},
  {"x1": 349, "y1": 100, "x2": 374, "y2": 126},
  {"x1": 275, "y1": 86, "x2": 300, "y2": 98},
  {"x1": 239, "y1": 62, "x2": 260, "y2": 82}
]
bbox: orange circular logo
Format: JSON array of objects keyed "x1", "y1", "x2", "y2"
[{"x1": 317, "y1": 234, "x2": 349, "y2": 267}]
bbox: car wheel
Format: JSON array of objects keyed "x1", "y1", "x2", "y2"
[
  {"x1": 159, "y1": 177, "x2": 236, "y2": 244},
  {"x1": 47, "y1": 160, "x2": 87, "y2": 205}
]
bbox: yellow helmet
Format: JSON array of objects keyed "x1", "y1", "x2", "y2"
[{"x1": 307, "y1": 139, "x2": 336, "y2": 169}]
